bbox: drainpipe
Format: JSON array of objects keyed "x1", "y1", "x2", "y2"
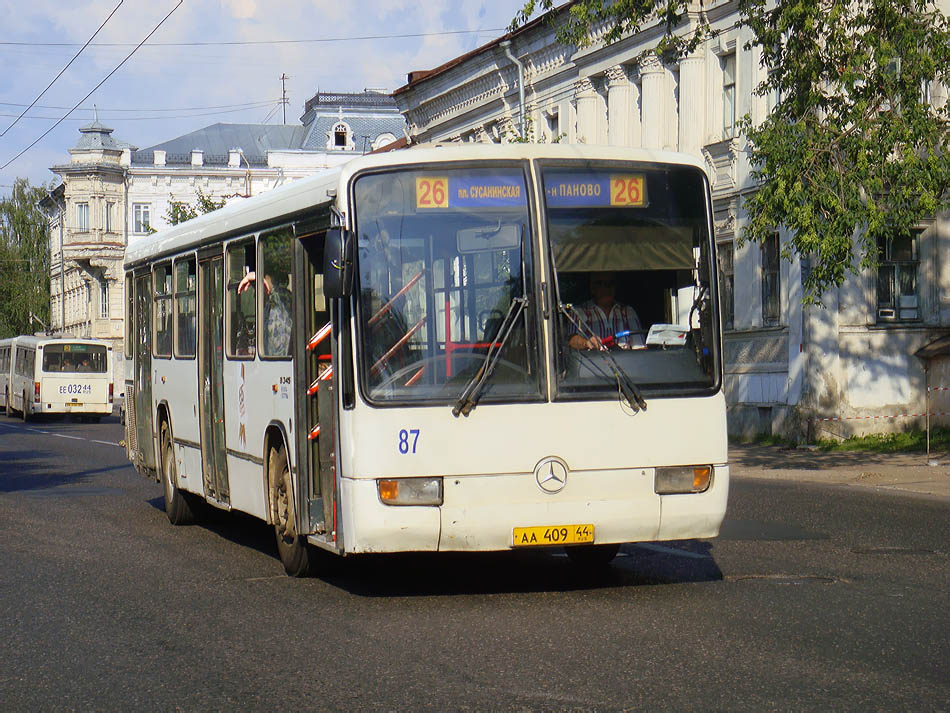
[
  {"x1": 58, "y1": 198, "x2": 65, "y2": 333},
  {"x1": 500, "y1": 40, "x2": 526, "y2": 140}
]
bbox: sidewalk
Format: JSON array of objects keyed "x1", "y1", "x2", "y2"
[{"x1": 729, "y1": 443, "x2": 950, "y2": 499}]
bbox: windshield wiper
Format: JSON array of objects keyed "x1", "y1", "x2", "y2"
[
  {"x1": 452, "y1": 295, "x2": 527, "y2": 417},
  {"x1": 559, "y1": 301, "x2": 647, "y2": 413}
]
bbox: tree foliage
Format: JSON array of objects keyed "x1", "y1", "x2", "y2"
[
  {"x1": 514, "y1": 0, "x2": 950, "y2": 300},
  {"x1": 0, "y1": 179, "x2": 51, "y2": 338},
  {"x1": 165, "y1": 188, "x2": 227, "y2": 226}
]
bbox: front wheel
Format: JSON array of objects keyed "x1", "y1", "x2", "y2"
[
  {"x1": 565, "y1": 543, "x2": 620, "y2": 568},
  {"x1": 161, "y1": 421, "x2": 195, "y2": 525},
  {"x1": 270, "y1": 444, "x2": 314, "y2": 577}
]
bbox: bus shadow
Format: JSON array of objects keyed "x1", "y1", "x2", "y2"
[
  {"x1": 142, "y1": 498, "x2": 724, "y2": 594},
  {"x1": 146, "y1": 498, "x2": 283, "y2": 560},
  {"x1": 321, "y1": 540, "x2": 723, "y2": 597},
  {"x1": 0, "y1": 448, "x2": 100, "y2": 493}
]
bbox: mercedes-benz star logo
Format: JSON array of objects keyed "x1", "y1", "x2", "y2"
[{"x1": 534, "y1": 457, "x2": 568, "y2": 494}]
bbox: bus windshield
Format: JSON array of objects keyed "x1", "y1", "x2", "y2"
[
  {"x1": 353, "y1": 166, "x2": 542, "y2": 405},
  {"x1": 542, "y1": 162, "x2": 719, "y2": 397},
  {"x1": 42, "y1": 343, "x2": 108, "y2": 373}
]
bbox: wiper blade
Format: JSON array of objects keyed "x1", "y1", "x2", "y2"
[
  {"x1": 452, "y1": 295, "x2": 527, "y2": 417},
  {"x1": 560, "y1": 301, "x2": 647, "y2": 413}
]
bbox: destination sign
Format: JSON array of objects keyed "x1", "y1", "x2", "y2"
[
  {"x1": 415, "y1": 174, "x2": 527, "y2": 210},
  {"x1": 545, "y1": 173, "x2": 647, "y2": 208}
]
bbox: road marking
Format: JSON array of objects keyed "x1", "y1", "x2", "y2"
[{"x1": 0, "y1": 421, "x2": 122, "y2": 448}]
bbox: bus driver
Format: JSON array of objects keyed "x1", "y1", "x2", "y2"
[{"x1": 568, "y1": 271, "x2": 645, "y2": 351}]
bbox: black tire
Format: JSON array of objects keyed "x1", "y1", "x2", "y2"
[
  {"x1": 270, "y1": 444, "x2": 314, "y2": 577},
  {"x1": 21, "y1": 392, "x2": 30, "y2": 422},
  {"x1": 565, "y1": 543, "x2": 620, "y2": 568},
  {"x1": 161, "y1": 421, "x2": 195, "y2": 525}
]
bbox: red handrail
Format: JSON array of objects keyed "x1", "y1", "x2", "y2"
[{"x1": 368, "y1": 271, "x2": 423, "y2": 327}]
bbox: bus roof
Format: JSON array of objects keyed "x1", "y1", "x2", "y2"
[
  {"x1": 123, "y1": 143, "x2": 708, "y2": 270},
  {"x1": 10, "y1": 335, "x2": 113, "y2": 350}
]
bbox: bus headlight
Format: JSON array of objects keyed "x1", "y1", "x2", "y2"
[
  {"x1": 377, "y1": 477, "x2": 443, "y2": 506},
  {"x1": 655, "y1": 466, "x2": 712, "y2": 494}
]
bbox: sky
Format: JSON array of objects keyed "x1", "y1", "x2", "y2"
[{"x1": 0, "y1": 0, "x2": 530, "y2": 196}]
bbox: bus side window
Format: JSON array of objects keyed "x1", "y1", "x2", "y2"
[
  {"x1": 153, "y1": 263, "x2": 173, "y2": 358},
  {"x1": 174, "y1": 257, "x2": 197, "y2": 358},
  {"x1": 259, "y1": 228, "x2": 294, "y2": 359},
  {"x1": 227, "y1": 239, "x2": 257, "y2": 358}
]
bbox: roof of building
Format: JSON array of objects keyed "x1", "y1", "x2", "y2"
[
  {"x1": 300, "y1": 90, "x2": 397, "y2": 119},
  {"x1": 130, "y1": 123, "x2": 308, "y2": 167},
  {"x1": 392, "y1": 3, "x2": 567, "y2": 96},
  {"x1": 301, "y1": 114, "x2": 405, "y2": 151},
  {"x1": 70, "y1": 118, "x2": 122, "y2": 152}
]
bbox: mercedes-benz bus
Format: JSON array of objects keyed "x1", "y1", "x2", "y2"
[{"x1": 124, "y1": 144, "x2": 728, "y2": 576}]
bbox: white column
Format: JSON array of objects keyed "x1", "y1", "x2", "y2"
[
  {"x1": 678, "y1": 52, "x2": 705, "y2": 157},
  {"x1": 640, "y1": 54, "x2": 665, "y2": 149},
  {"x1": 606, "y1": 65, "x2": 632, "y2": 147},
  {"x1": 574, "y1": 77, "x2": 599, "y2": 144}
]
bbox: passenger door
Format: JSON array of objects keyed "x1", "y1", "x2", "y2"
[
  {"x1": 198, "y1": 255, "x2": 229, "y2": 503},
  {"x1": 133, "y1": 273, "x2": 156, "y2": 471}
]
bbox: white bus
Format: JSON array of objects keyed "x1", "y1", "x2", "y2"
[
  {"x1": 5, "y1": 335, "x2": 114, "y2": 421},
  {"x1": 124, "y1": 144, "x2": 728, "y2": 576},
  {"x1": 0, "y1": 337, "x2": 14, "y2": 413}
]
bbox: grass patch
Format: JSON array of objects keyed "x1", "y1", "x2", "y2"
[{"x1": 816, "y1": 427, "x2": 950, "y2": 453}]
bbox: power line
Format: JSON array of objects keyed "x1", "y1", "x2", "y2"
[
  {"x1": 0, "y1": 99, "x2": 277, "y2": 112},
  {"x1": 0, "y1": 102, "x2": 282, "y2": 123},
  {"x1": 1, "y1": 1, "x2": 183, "y2": 171},
  {"x1": 1, "y1": 1, "x2": 124, "y2": 137},
  {"x1": 0, "y1": 28, "x2": 506, "y2": 48}
]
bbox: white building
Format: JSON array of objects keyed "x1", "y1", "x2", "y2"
[
  {"x1": 390, "y1": 2, "x2": 950, "y2": 439},
  {"x1": 44, "y1": 91, "x2": 404, "y2": 386}
]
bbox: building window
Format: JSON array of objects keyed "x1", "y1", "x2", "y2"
[
  {"x1": 77, "y1": 202, "x2": 89, "y2": 232},
  {"x1": 133, "y1": 203, "x2": 151, "y2": 234},
  {"x1": 99, "y1": 277, "x2": 109, "y2": 319},
  {"x1": 761, "y1": 232, "x2": 781, "y2": 325},
  {"x1": 545, "y1": 110, "x2": 560, "y2": 143},
  {"x1": 877, "y1": 232, "x2": 920, "y2": 321},
  {"x1": 332, "y1": 122, "x2": 350, "y2": 149},
  {"x1": 105, "y1": 201, "x2": 115, "y2": 233},
  {"x1": 722, "y1": 53, "x2": 736, "y2": 138},
  {"x1": 718, "y1": 241, "x2": 734, "y2": 330}
]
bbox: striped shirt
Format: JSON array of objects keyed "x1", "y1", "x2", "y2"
[{"x1": 572, "y1": 300, "x2": 645, "y2": 347}]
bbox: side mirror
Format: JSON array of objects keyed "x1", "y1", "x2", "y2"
[{"x1": 323, "y1": 228, "x2": 354, "y2": 298}]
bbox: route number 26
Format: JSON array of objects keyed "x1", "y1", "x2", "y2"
[{"x1": 398, "y1": 428, "x2": 420, "y2": 454}]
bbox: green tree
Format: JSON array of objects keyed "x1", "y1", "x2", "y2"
[
  {"x1": 514, "y1": 0, "x2": 950, "y2": 301},
  {"x1": 0, "y1": 178, "x2": 51, "y2": 338},
  {"x1": 165, "y1": 188, "x2": 227, "y2": 226}
]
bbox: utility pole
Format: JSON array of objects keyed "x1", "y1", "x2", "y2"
[{"x1": 279, "y1": 73, "x2": 289, "y2": 125}]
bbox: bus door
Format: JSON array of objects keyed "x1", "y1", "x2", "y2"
[
  {"x1": 198, "y1": 255, "x2": 229, "y2": 504},
  {"x1": 133, "y1": 273, "x2": 156, "y2": 471},
  {"x1": 295, "y1": 226, "x2": 335, "y2": 538}
]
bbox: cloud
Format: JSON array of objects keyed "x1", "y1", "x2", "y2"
[{"x1": 0, "y1": 0, "x2": 526, "y2": 190}]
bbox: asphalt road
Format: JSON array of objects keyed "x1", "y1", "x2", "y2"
[{"x1": 0, "y1": 411, "x2": 947, "y2": 711}]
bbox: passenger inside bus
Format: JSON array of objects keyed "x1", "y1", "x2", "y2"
[{"x1": 567, "y1": 271, "x2": 645, "y2": 351}]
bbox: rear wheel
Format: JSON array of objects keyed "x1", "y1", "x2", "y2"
[
  {"x1": 21, "y1": 392, "x2": 30, "y2": 422},
  {"x1": 270, "y1": 443, "x2": 314, "y2": 577},
  {"x1": 565, "y1": 543, "x2": 620, "y2": 568},
  {"x1": 161, "y1": 421, "x2": 195, "y2": 525}
]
